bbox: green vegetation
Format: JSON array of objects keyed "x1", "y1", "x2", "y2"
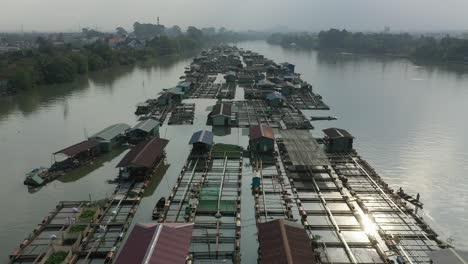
[
  {"x1": 1, "y1": 24, "x2": 264, "y2": 93},
  {"x1": 211, "y1": 143, "x2": 243, "y2": 158},
  {"x1": 45, "y1": 251, "x2": 68, "y2": 264},
  {"x1": 79, "y1": 209, "x2": 96, "y2": 219},
  {"x1": 69, "y1": 224, "x2": 87, "y2": 233},
  {"x1": 268, "y1": 29, "x2": 468, "y2": 64}
]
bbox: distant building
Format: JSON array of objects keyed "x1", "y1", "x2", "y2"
[
  {"x1": 208, "y1": 102, "x2": 232, "y2": 126},
  {"x1": 89, "y1": 123, "x2": 130, "y2": 152},
  {"x1": 256, "y1": 79, "x2": 276, "y2": 90},
  {"x1": 158, "y1": 87, "x2": 184, "y2": 106},
  {"x1": 280, "y1": 62, "x2": 295, "y2": 73},
  {"x1": 323, "y1": 128, "x2": 353, "y2": 152},
  {"x1": 249, "y1": 125, "x2": 275, "y2": 153},
  {"x1": 224, "y1": 71, "x2": 237, "y2": 83},
  {"x1": 115, "y1": 222, "x2": 194, "y2": 264},
  {"x1": 176, "y1": 81, "x2": 193, "y2": 93}
]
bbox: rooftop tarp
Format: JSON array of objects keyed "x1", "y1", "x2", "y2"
[
  {"x1": 54, "y1": 140, "x2": 100, "y2": 157},
  {"x1": 258, "y1": 219, "x2": 316, "y2": 264},
  {"x1": 116, "y1": 137, "x2": 169, "y2": 168},
  {"x1": 115, "y1": 223, "x2": 194, "y2": 264},
  {"x1": 90, "y1": 123, "x2": 130, "y2": 141},
  {"x1": 189, "y1": 130, "x2": 214, "y2": 146},
  {"x1": 130, "y1": 118, "x2": 160, "y2": 133},
  {"x1": 249, "y1": 125, "x2": 275, "y2": 141},
  {"x1": 210, "y1": 103, "x2": 232, "y2": 117},
  {"x1": 323, "y1": 128, "x2": 353, "y2": 139}
]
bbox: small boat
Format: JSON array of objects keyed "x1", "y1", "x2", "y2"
[
  {"x1": 24, "y1": 167, "x2": 48, "y2": 186},
  {"x1": 152, "y1": 197, "x2": 166, "y2": 220}
]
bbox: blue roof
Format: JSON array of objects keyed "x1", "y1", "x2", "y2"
[
  {"x1": 266, "y1": 92, "x2": 284, "y2": 101},
  {"x1": 189, "y1": 130, "x2": 214, "y2": 146}
]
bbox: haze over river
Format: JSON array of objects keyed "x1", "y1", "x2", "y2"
[{"x1": 1, "y1": 41, "x2": 467, "y2": 260}]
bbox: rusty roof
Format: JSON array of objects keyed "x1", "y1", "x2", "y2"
[
  {"x1": 323, "y1": 128, "x2": 353, "y2": 139},
  {"x1": 115, "y1": 222, "x2": 194, "y2": 264},
  {"x1": 249, "y1": 125, "x2": 275, "y2": 141},
  {"x1": 116, "y1": 137, "x2": 169, "y2": 168},
  {"x1": 258, "y1": 219, "x2": 316, "y2": 264},
  {"x1": 54, "y1": 140, "x2": 100, "y2": 157}
]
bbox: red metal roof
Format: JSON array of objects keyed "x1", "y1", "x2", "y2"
[
  {"x1": 116, "y1": 137, "x2": 169, "y2": 168},
  {"x1": 115, "y1": 223, "x2": 194, "y2": 264},
  {"x1": 249, "y1": 125, "x2": 275, "y2": 141},
  {"x1": 323, "y1": 128, "x2": 353, "y2": 139},
  {"x1": 54, "y1": 140, "x2": 100, "y2": 157},
  {"x1": 258, "y1": 219, "x2": 316, "y2": 264}
]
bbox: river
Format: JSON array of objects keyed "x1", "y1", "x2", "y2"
[{"x1": 1, "y1": 41, "x2": 467, "y2": 260}]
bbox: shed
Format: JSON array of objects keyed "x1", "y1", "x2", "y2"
[
  {"x1": 176, "y1": 81, "x2": 193, "y2": 93},
  {"x1": 115, "y1": 223, "x2": 194, "y2": 264},
  {"x1": 209, "y1": 103, "x2": 232, "y2": 126},
  {"x1": 249, "y1": 125, "x2": 275, "y2": 153},
  {"x1": 281, "y1": 81, "x2": 298, "y2": 95},
  {"x1": 265, "y1": 92, "x2": 285, "y2": 107},
  {"x1": 281, "y1": 62, "x2": 295, "y2": 73},
  {"x1": 89, "y1": 123, "x2": 130, "y2": 152},
  {"x1": 323, "y1": 128, "x2": 354, "y2": 153},
  {"x1": 258, "y1": 219, "x2": 317, "y2": 264},
  {"x1": 127, "y1": 118, "x2": 160, "y2": 143},
  {"x1": 117, "y1": 137, "x2": 169, "y2": 180},
  {"x1": 427, "y1": 248, "x2": 468, "y2": 264},
  {"x1": 189, "y1": 130, "x2": 214, "y2": 153},
  {"x1": 158, "y1": 87, "x2": 184, "y2": 106},
  {"x1": 224, "y1": 71, "x2": 237, "y2": 83},
  {"x1": 135, "y1": 102, "x2": 150, "y2": 115}
]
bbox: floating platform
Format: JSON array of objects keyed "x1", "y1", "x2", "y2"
[{"x1": 168, "y1": 103, "x2": 195, "y2": 125}]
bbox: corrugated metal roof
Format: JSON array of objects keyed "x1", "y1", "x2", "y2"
[
  {"x1": 54, "y1": 140, "x2": 100, "y2": 157},
  {"x1": 189, "y1": 130, "x2": 214, "y2": 146},
  {"x1": 90, "y1": 123, "x2": 130, "y2": 141},
  {"x1": 210, "y1": 102, "x2": 232, "y2": 117},
  {"x1": 250, "y1": 125, "x2": 275, "y2": 141},
  {"x1": 130, "y1": 118, "x2": 160, "y2": 133},
  {"x1": 323, "y1": 128, "x2": 353, "y2": 139},
  {"x1": 177, "y1": 81, "x2": 192, "y2": 88},
  {"x1": 115, "y1": 222, "x2": 194, "y2": 264},
  {"x1": 258, "y1": 219, "x2": 316, "y2": 264},
  {"x1": 116, "y1": 137, "x2": 169, "y2": 168}
]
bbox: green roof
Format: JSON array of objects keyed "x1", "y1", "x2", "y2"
[
  {"x1": 90, "y1": 123, "x2": 130, "y2": 141},
  {"x1": 130, "y1": 118, "x2": 160, "y2": 133}
]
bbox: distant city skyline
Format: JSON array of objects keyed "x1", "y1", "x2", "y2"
[{"x1": 1, "y1": 0, "x2": 468, "y2": 33}]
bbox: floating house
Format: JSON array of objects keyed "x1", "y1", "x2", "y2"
[
  {"x1": 176, "y1": 81, "x2": 193, "y2": 93},
  {"x1": 51, "y1": 140, "x2": 101, "y2": 171},
  {"x1": 127, "y1": 118, "x2": 160, "y2": 143},
  {"x1": 323, "y1": 128, "x2": 354, "y2": 152},
  {"x1": 249, "y1": 125, "x2": 275, "y2": 153},
  {"x1": 89, "y1": 123, "x2": 130, "y2": 152},
  {"x1": 237, "y1": 73, "x2": 255, "y2": 83},
  {"x1": 189, "y1": 130, "x2": 214, "y2": 153},
  {"x1": 158, "y1": 87, "x2": 184, "y2": 106},
  {"x1": 256, "y1": 79, "x2": 276, "y2": 90},
  {"x1": 258, "y1": 219, "x2": 317, "y2": 264},
  {"x1": 224, "y1": 71, "x2": 237, "y2": 83},
  {"x1": 265, "y1": 92, "x2": 285, "y2": 107},
  {"x1": 115, "y1": 223, "x2": 194, "y2": 264},
  {"x1": 280, "y1": 62, "x2": 295, "y2": 73},
  {"x1": 208, "y1": 102, "x2": 232, "y2": 126},
  {"x1": 281, "y1": 81, "x2": 298, "y2": 95},
  {"x1": 116, "y1": 137, "x2": 169, "y2": 180}
]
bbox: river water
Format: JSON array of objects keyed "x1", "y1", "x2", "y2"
[{"x1": 1, "y1": 41, "x2": 467, "y2": 260}]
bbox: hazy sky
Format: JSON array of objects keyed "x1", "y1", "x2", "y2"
[{"x1": 1, "y1": 0, "x2": 467, "y2": 32}]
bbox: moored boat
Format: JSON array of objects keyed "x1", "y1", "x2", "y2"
[{"x1": 152, "y1": 197, "x2": 166, "y2": 220}]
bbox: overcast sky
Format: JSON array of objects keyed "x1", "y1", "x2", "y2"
[{"x1": 1, "y1": 0, "x2": 467, "y2": 33}]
